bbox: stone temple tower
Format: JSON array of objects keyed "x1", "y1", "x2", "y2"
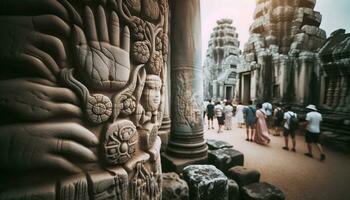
[
  {"x1": 204, "y1": 19, "x2": 241, "y2": 101},
  {"x1": 237, "y1": 0, "x2": 327, "y2": 105}
]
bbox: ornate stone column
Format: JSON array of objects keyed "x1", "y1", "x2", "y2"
[
  {"x1": 213, "y1": 80, "x2": 218, "y2": 99},
  {"x1": 219, "y1": 82, "x2": 224, "y2": 100},
  {"x1": 162, "y1": 0, "x2": 207, "y2": 172}
]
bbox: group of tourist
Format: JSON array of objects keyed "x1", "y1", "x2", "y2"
[{"x1": 204, "y1": 99, "x2": 326, "y2": 161}]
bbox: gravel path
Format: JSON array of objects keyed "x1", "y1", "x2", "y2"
[{"x1": 204, "y1": 117, "x2": 350, "y2": 200}]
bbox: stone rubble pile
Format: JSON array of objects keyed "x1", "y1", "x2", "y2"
[{"x1": 162, "y1": 139, "x2": 285, "y2": 200}]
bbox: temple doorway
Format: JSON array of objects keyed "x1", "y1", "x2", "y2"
[{"x1": 241, "y1": 73, "x2": 251, "y2": 104}]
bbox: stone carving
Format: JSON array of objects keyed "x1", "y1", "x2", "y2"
[
  {"x1": 103, "y1": 120, "x2": 138, "y2": 165},
  {"x1": 141, "y1": 75, "x2": 162, "y2": 123},
  {"x1": 0, "y1": 0, "x2": 168, "y2": 199},
  {"x1": 173, "y1": 71, "x2": 202, "y2": 128},
  {"x1": 130, "y1": 162, "x2": 161, "y2": 200}
]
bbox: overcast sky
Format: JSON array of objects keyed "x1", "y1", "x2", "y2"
[{"x1": 200, "y1": 0, "x2": 350, "y2": 62}]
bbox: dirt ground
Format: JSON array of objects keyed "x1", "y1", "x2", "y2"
[{"x1": 204, "y1": 117, "x2": 350, "y2": 200}]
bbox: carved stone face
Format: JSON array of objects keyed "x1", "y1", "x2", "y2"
[{"x1": 142, "y1": 75, "x2": 162, "y2": 112}]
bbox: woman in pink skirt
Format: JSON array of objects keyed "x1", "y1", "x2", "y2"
[{"x1": 254, "y1": 103, "x2": 271, "y2": 144}]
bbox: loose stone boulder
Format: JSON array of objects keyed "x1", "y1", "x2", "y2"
[
  {"x1": 208, "y1": 148, "x2": 244, "y2": 172},
  {"x1": 162, "y1": 172, "x2": 189, "y2": 200},
  {"x1": 228, "y1": 179, "x2": 240, "y2": 200},
  {"x1": 183, "y1": 165, "x2": 228, "y2": 200},
  {"x1": 227, "y1": 166, "x2": 260, "y2": 187},
  {"x1": 241, "y1": 182, "x2": 285, "y2": 200},
  {"x1": 207, "y1": 139, "x2": 234, "y2": 150}
]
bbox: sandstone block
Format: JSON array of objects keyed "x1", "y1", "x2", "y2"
[
  {"x1": 207, "y1": 139, "x2": 234, "y2": 150},
  {"x1": 208, "y1": 148, "x2": 244, "y2": 173},
  {"x1": 162, "y1": 172, "x2": 189, "y2": 200},
  {"x1": 228, "y1": 179, "x2": 240, "y2": 200},
  {"x1": 227, "y1": 166, "x2": 260, "y2": 187},
  {"x1": 183, "y1": 165, "x2": 228, "y2": 200}
]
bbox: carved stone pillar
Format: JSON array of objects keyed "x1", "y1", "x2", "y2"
[
  {"x1": 219, "y1": 82, "x2": 224, "y2": 100},
  {"x1": 162, "y1": 0, "x2": 207, "y2": 173},
  {"x1": 298, "y1": 52, "x2": 314, "y2": 105},
  {"x1": 158, "y1": 65, "x2": 171, "y2": 152},
  {"x1": 337, "y1": 75, "x2": 348, "y2": 109},
  {"x1": 326, "y1": 77, "x2": 336, "y2": 106},
  {"x1": 213, "y1": 80, "x2": 218, "y2": 99},
  {"x1": 332, "y1": 77, "x2": 341, "y2": 107}
]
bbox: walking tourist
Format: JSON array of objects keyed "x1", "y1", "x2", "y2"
[
  {"x1": 303, "y1": 105, "x2": 326, "y2": 161},
  {"x1": 203, "y1": 100, "x2": 209, "y2": 125},
  {"x1": 214, "y1": 101, "x2": 225, "y2": 133},
  {"x1": 282, "y1": 106, "x2": 298, "y2": 152},
  {"x1": 273, "y1": 103, "x2": 284, "y2": 136},
  {"x1": 224, "y1": 101, "x2": 234, "y2": 130},
  {"x1": 262, "y1": 101, "x2": 273, "y2": 129},
  {"x1": 243, "y1": 100, "x2": 256, "y2": 141},
  {"x1": 255, "y1": 103, "x2": 271, "y2": 144},
  {"x1": 235, "y1": 102, "x2": 245, "y2": 128},
  {"x1": 206, "y1": 99, "x2": 215, "y2": 129}
]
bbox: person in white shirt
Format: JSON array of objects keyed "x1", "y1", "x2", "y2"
[
  {"x1": 303, "y1": 105, "x2": 326, "y2": 161},
  {"x1": 235, "y1": 102, "x2": 245, "y2": 128},
  {"x1": 282, "y1": 106, "x2": 297, "y2": 152},
  {"x1": 214, "y1": 101, "x2": 224, "y2": 133}
]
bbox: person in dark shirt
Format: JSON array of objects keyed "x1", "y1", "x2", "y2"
[
  {"x1": 243, "y1": 100, "x2": 256, "y2": 141},
  {"x1": 206, "y1": 99, "x2": 215, "y2": 129}
]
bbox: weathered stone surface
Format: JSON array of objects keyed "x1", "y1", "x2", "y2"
[
  {"x1": 162, "y1": 172, "x2": 189, "y2": 200},
  {"x1": 241, "y1": 182, "x2": 285, "y2": 200},
  {"x1": 0, "y1": 0, "x2": 170, "y2": 199},
  {"x1": 237, "y1": 0, "x2": 327, "y2": 104},
  {"x1": 227, "y1": 166, "x2": 260, "y2": 187},
  {"x1": 208, "y1": 148, "x2": 244, "y2": 172},
  {"x1": 207, "y1": 139, "x2": 234, "y2": 150},
  {"x1": 165, "y1": 0, "x2": 208, "y2": 160},
  {"x1": 203, "y1": 19, "x2": 241, "y2": 100},
  {"x1": 183, "y1": 165, "x2": 228, "y2": 200},
  {"x1": 228, "y1": 179, "x2": 240, "y2": 200}
]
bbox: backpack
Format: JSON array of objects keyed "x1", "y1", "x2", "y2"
[
  {"x1": 276, "y1": 108, "x2": 284, "y2": 121},
  {"x1": 288, "y1": 113, "x2": 299, "y2": 131}
]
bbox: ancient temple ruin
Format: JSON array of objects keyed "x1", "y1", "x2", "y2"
[
  {"x1": 237, "y1": 0, "x2": 326, "y2": 104},
  {"x1": 236, "y1": 0, "x2": 350, "y2": 150},
  {"x1": 204, "y1": 19, "x2": 241, "y2": 101}
]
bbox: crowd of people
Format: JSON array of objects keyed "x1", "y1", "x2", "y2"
[{"x1": 203, "y1": 99, "x2": 326, "y2": 161}]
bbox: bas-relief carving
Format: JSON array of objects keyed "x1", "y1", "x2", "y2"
[
  {"x1": 173, "y1": 71, "x2": 203, "y2": 129},
  {"x1": 0, "y1": 0, "x2": 168, "y2": 199}
]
